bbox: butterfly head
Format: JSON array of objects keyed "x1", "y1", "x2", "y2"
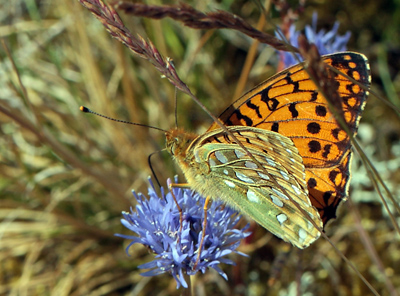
[{"x1": 166, "y1": 128, "x2": 198, "y2": 158}]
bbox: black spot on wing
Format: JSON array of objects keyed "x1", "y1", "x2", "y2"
[
  {"x1": 315, "y1": 105, "x2": 327, "y2": 117},
  {"x1": 308, "y1": 140, "x2": 321, "y2": 153},
  {"x1": 308, "y1": 178, "x2": 317, "y2": 188},
  {"x1": 310, "y1": 91, "x2": 318, "y2": 102},
  {"x1": 271, "y1": 122, "x2": 279, "y2": 132},
  {"x1": 307, "y1": 122, "x2": 321, "y2": 134},
  {"x1": 288, "y1": 103, "x2": 299, "y2": 118},
  {"x1": 233, "y1": 109, "x2": 253, "y2": 126},
  {"x1": 322, "y1": 144, "x2": 332, "y2": 158},
  {"x1": 261, "y1": 89, "x2": 279, "y2": 111},
  {"x1": 246, "y1": 101, "x2": 262, "y2": 118}
]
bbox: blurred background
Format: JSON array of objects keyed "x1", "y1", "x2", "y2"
[{"x1": 1, "y1": 0, "x2": 399, "y2": 295}]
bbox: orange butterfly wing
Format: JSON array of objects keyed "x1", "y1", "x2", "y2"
[{"x1": 208, "y1": 52, "x2": 371, "y2": 226}]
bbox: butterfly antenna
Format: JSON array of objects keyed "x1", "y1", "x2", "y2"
[
  {"x1": 174, "y1": 87, "x2": 178, "y2": 128},
  {"x1": 80, "y1": 106, "x2": 168, "y2": 133},
  {"x1": 148, "y1": 150, "x2": 164, "y2": 188}
]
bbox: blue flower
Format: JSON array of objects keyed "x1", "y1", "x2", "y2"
[
  {"x1": 116, "y1": 178, "x2": 250, "y2": 289},
  {"x1": 277, "y1": 12, "x2": 351, "y2": 68}
]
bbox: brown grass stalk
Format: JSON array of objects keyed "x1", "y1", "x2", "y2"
[{"x1": 114, "y1": 2, "x2": 296, "y2": 53}]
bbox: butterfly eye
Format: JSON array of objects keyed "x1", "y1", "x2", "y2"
[
  {"x1": 170, "y1": 140, "x2": 179, "y2": 153},
  {"x1": 167, "y1": 137, "x2": 184, "y2": 155},
  {"x1": 165, "y1": 137, "x2": 175, "y2": 154}
]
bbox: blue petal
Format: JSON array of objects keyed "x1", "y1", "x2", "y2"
[{"x1": 139, "y1": 261, "x2": 158, "y2": 270}]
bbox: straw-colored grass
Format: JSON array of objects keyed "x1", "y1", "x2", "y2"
[{"x1": 1, "y1": 0, "x2": 399, "y2": 295}]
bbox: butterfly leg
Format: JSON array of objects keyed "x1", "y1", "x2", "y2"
[
  {"x1": 169, "y1": 182, "x2": 211, "y2": 270},
  {"x1": 194, "y1": 196, "x2": 211, "y2": 269},
  {"x1": 168, "y1": 182, "x2": 190, "y2": 243}
]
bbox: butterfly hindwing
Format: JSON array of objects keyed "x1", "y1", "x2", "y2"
[{"x1": 186, "y1": 126, "x2": 322, "y2": 248}]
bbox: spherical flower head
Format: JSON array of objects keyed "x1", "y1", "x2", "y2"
[
  {"x1": 276, "y1": 12, "x2": 351, "y2": 68},
  {"x1": 115, "y1": 177, "x2": 250, "y2": 289}
]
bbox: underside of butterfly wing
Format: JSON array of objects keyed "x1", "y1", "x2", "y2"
[{"x1": 176, "y1": 126, "x2": 323, "y2": 249}]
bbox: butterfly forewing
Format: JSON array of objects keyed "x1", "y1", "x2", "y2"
[
  {"x1": 180, "y1": 126, "x2": 322, "y2": 248},
  {"x1": 208, "y1": 52, "x2": 371, "y2": 226}
]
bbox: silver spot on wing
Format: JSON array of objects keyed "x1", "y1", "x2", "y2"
[
  {"x1": 235, "y1": 172, "x2": 255, "y2": 184},
  {"x1": 257, "y1": 172, "x2": 270, "y2": 180},
  {"x1": 270, "y1": 195, "x2": 284, "y2": 208},
  {"x1": 245, "y1": 161, "x2": 258, "y2": 169},
  {"x1": 234, "y1": 149, "x2": 246, "y2": 159},
  {"x1": 276, "y1": 213, "x2": 288, "y2": 225},
  {"x1": 215, "y1": 151, "x2": 228, "y2": 164},
  {"x1": 280, "y1": 170, "x2": 290, "y2": 181},
  {"x1": 209, "y1": 158, "x2": 216, "y2": 167},
  {"x1": 291, "y1": 184, "x2": 302, "y2": 195},
  {"x1": 224, "y1": 180, "x2": 236, "y2": 188},
  {"x1": 265, "y1": 156, "x2": 276, "y2": 167},
  {"x1": 286, "y1": 148, "x2": 293, "y2": 155},
  {"x1": 272, "y1": 188, "x2": 289, "y2": 200},
  {"x1": 247, "y1": 190, "x2": 260, "y2": 203},
  {"x1": 298, "y1": 228, "x2": 307, "y2": 244}
]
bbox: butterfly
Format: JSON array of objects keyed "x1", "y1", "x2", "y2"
[{"x1": 166, "y1": 52, "x2": 370, "y2": 251}]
